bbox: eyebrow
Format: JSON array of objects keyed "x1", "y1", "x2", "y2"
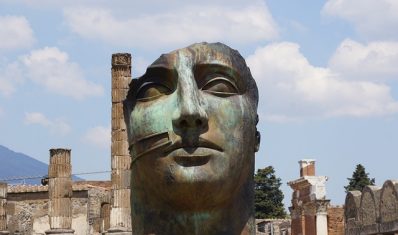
[{"x1": 195, "y1": 63, "x2": 241, "y2": 80}]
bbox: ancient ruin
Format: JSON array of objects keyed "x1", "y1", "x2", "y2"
[
  {"x1": 46, "y1": 149, "x2": 74, "y2": 235},
  {"x1": 345, "y1": 179, "x2": 398, "y2": 235},
  {"x1": 255, "y1": 219, "x2": 291, "y2": 235},
  {"x1": 108, "y1": 53, "x2": 132, "y2": 234},
  {"x1": 0, "y1": 182, "x2": 9, "y2": 235},
  {"x1": 124, "y1": 42, "x2": 260, "y2": 234},
  {"x1": 288, "y1": 159, "x2": 344, "y2": 235}
]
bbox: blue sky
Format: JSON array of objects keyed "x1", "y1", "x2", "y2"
[{"x1": 1, "y1": 0, "x2": 398, "y2": 207}]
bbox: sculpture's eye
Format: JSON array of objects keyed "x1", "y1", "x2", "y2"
[
  {"x1": 201, "y1": 77, "x2": 239, "y2": 97},
  {"x1": 136, "y1": 82, "x2": 171, "y2": 101}
]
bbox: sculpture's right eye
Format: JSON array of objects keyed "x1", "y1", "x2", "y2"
[{"x1": 136, "y1": 82, "x2": 171, "y2": 102}]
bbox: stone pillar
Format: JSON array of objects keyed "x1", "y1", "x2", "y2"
[
  {"x1": 0, "y1": 182, "x2": 9, "y2": 235},
  {"x1": 45, "y1": 148, "x2": 74, "y2": 235},
  {"x1": 316, "y1": 200, "x2": 330, "y2": 235},
  {"x1": 289, "y1": 159, "x2": 330, "y2": 235},
  {"x1": 108, "y1": 53, "x2": 132, "y2": 234}
]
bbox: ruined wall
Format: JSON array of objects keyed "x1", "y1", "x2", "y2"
[
  {"x1": 345, "y1": 180, "x2": 398, "y2": 235},
  {"x1": 6, "y1": 183, "x2": 111, "y2": 235},
  {"x1": 255, "y1": 219, "x2": 291, "y2": 235},
  {"x1": 327, "y1": 206, "x2": 344, "y2": 235}
]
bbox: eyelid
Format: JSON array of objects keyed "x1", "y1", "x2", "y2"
[
  {"x1": 136, "y1": 82, "x2": 171, "y2": 102},
  {"x1": 201, "y1": 76, "x2": 239, "y2": 92}
]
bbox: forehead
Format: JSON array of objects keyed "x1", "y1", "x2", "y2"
[{"x1": 149, "y1": 43, "x2": 247, "y2": 71}]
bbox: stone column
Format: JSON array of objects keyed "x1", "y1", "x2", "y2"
[
  {"x1": 316, "y1": 200, "x2": 330, "y2": 235},
  {"x1": 107, "y1": 53, "x2": 132, "y2": 234},
  {"x1": 0, "y1": 182, "x2": 9, "y2": 235},
  {"x1": 45, "y1": 149, "x2": 74, "y2": 235}
]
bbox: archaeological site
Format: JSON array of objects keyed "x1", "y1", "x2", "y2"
[{"x1": 0, "y1": 50, "x2": 397, "y2": 235}]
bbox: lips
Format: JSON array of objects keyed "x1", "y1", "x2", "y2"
[
  {"x1": 163, "y1": 137, "x2": 223, "y2": 155},
  {"x1": 163, "y1": 137, "x2": 223, "y2": 167}
]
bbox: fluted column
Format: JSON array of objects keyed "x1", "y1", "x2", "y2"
[
  {"x1": 0, "y1": 182, "x2": 9, "y2": 235},
  {"x1": 45, "y1": 148, "x2": 74, "y2": 235},
  {"x1": 107, "y1": 53, "x2": 132, "y2": 234}
]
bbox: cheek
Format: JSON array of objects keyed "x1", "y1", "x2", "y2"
[
  {"x1": 209, "y1": 96, "x2": 254, "y2": 142},
  {"x1": 130, "y1": 97, "x2": 175, "y2": 140}
]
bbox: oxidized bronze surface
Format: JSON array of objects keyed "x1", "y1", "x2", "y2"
[{"x1": 124, "y1": 42, "x2": 259, "y2": 235}]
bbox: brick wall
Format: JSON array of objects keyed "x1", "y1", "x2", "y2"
[
  {"x1": 327, "y1": 206, "x2": 345, "y2": 235},
  {"x1": 304, "y1": 215, "x2": 316, "y2": 235}
]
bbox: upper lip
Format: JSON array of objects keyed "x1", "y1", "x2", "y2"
[{"x1": 163, "y1": 137, "x2": 223, "y2": 154}]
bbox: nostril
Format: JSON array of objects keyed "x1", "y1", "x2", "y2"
[
  {"x1": 195, "y1": 119, "x2": 202, "y2": 127},
  {"x1": 180, "y1": 120, "x2": 188, "y2": 128}
]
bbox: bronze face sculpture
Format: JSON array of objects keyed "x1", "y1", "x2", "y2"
[{"x1": 124, "y1": 42, "x2": 259, "y2": 235}]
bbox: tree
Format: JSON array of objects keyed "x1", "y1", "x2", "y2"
[
  {"x1": 254, "y1": 166, "x2": 286, "y2": 219},
  {"x1": 344, "y1": 164, "x2": 375, "y2": 192}
]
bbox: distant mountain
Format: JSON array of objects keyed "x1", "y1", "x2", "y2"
[{"x1": 0, "y1": 145, "x2": 82, "y2": 185}]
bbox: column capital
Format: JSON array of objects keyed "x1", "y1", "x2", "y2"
[{"x1": 112, "y1": 53, "x2": 131, "y2": 67}]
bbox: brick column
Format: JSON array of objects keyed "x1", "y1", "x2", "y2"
[
  {"x1": 45, "y1": 149, "x2": 74, "y2": 235},
  {"x1": 0, "y1": 182, "x2": 9, "y2": 235},
  {"x1": 107, "y1": 53, "x2": 132, "y2": 234}
]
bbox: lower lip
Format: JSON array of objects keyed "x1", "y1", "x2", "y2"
[{"x1": 173, "y1": 154, "x2": 211, "y2": 167}]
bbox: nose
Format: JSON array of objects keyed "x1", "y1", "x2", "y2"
[{"x1": 172, "y1": 79, "x2": 208, "y2": 131}]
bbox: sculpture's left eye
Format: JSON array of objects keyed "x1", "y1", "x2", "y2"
[
  {"x1": 201, "y1": 77, "x2": 239, "y2": 97},
  {"x1": 136, "y1": 82, "x2": 171, "y2": 101}
]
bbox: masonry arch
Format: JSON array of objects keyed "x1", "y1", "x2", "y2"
[{"x1": 360, "y1": 186, "x2": 381, "y2": 234}]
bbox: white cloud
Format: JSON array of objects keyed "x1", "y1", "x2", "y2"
[
  {"x1": 24, "y1": 112, "x2": 71, "y2": 135},
  {"x1": 329, "y1": 39, "x2": 398, "y2": 81},
  {"x1": 246, "y1": 42, "x2": 398, "y2": 121},
  {"x1": 322, "y1": 0, "x2": 398, "y2": 39},
  {"x1": 82, "y1": 125, "x2": 110, "y2": 149},
  {"x1": 21, "y1": 47, "x2": 103, "y2": 99},
  {"x1": 63, "y1": 2, "x2": 278, "y2": 49},
  {"x1": 0, "y1": 15, "x2": 34, "y2": 50},
  {"x1": 0, "y1": 61, "x2": 23, "y2": 97}
]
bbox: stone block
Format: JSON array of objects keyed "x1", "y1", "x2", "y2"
[
  {"x1": 0, "y1": 184, "x2": 6, "y2": 199},
  {"x1": 112, "y1": 53, "x2": 131, "y2": 67},
  {"x1": 111, "y1": 118, "x2": 126, "y2": 131},
  {"x1": 111, "y1": 130, "x2": 128, "y2": 142},
  {"x1": 111, "y1": 155, "x2": 131, "y2": 170},
  {"x1": 48, "y1": 164, "x2": 72, "y2": 178},
  {"x1": 49, "y1": 149, "x2": 71, "y2": 164},
  {"x1": 111, "y1": 170, "x2": 130, "y2": 189},
  {"x1": 49, "y1": 214, "x2": 73, "y2": 230},
  {"x1": 111, "y1": 103, "x2": 124, "y2": 120},
  {"x1": 110, "y1": 207, "x2": 131, "y2": 229},
  {"x1": 112, "y1": 89, "x2": 129, "y2": 103},
  {"x1": 49, "y1": 198, "x2": 72, "y2": 217},
  {"x1": 48, "y1": 178, "x2": 72, "y2": 198},
  {"x1": 111, "y1": 140, "x2": 129, "y2": 156},
  {"x1": 111, "y1": 75, "x2": 131, "y2": 90},
  {"x1": 112, "y1": 189, "x2": 131, "y2": 208}
]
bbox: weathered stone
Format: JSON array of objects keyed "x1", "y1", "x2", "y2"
[
  {"x1": 111, "y1": 103, "x2": 124, "y2": 120},
  {"x1": 48, "y1": 179, "x2": 72, "y2": 198},
  {"x1": 111, "y1": 130, "x2": 128, "y2": 142},
  {"x1": 109, "y1": 208, "x2": 131, "y2": 229},
  {"x1": 46, "y1": 149, "x2": 74, "y2": 235},
  {"x1": 48, "y1": 165, "x2": 72, "y2": 178},
  {"x1": 112, "y1": 189, "x2": 130, "y2": 208},
  {"x1": 109, "y1": 53, "x2": 132, "y2": 234},
  {"x1": 111, "y1": 118, "x2": 127, "y2": 131},
  {"x1": 288, "y1": 160, "x2": 330, "y2": 235},
  {"x1": 111, "y1": 140, "x2": 129, "y2": 156},
  {"x1": 111, "y1": 155, "x2": 131, "y2": 170},
  {"x1": 49, "y1": 149, "x2": 71, "y2": 165},
  {"x1": 112, "y1": 89, "x2": 129, "y2": 103},
  {"x1": 111, "y1": 171, "x2": 130, "y2": 190}
]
